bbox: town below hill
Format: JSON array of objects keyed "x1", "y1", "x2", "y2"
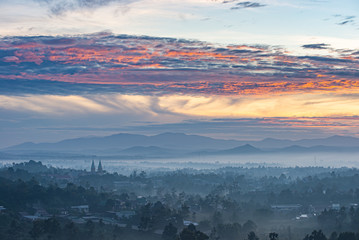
[{"x1": 1, "y1": 160, "x2": 359, "y2": 240}]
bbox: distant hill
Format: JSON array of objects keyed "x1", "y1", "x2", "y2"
[
  {"x1": 215, "y1": 144, "x2": 262, "y2": 155},
  {"x1": 274, "y1": 145, "x2": 359, "y2": 153},
  {"x1": 249, "y1": 135, "x2": 359, "y2": 149},
  {"x1": 4, "y1": 133, "x2": 359, "y2": 158},
  {"x1": 294, "y1": 135, "x2": 359, "y2": 147},
  {"x1": 196, "y1": 144, "x2": 359, "y2": 156},
  {"x1": 5, "y1": 132, "x2": 241, "y2": 153}
]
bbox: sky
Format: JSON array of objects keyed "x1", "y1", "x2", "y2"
[{"x1": 0, "y1": 0, "x2": 359, "y2": 147}]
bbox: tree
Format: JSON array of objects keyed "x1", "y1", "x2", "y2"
[
  {"x1": 139, "y1": 171, "x2": 147, "y2": 178},
  {"x1": 112, "y1": 225, "x2": 122, "y2": 240},
  {"x1": 29, "y1": 220, "x2": 44, "y2": 240},
  {"x1": 303, "y1": 230, "x2": 327, "y2": 240},
  {"x1": 43, "y1": 217, "x2": 61, "y2": 235},
  {"x1": 242, "y1": 220, "x2": 257, "y2": 234},
  {"x1": 217, "y1": 223, "x2": 242, "y2": 240},
  {"x1": 338, "y1": 232, "x2": 356, "y2": 240},
  {"x1": 8, "y1": 220, "x2": 22, "y2": 236},
  {"x1": 97, "y1": 219, "x2": 105, "y2": 239},
  {"x1": 269, "y1": 232, "x2": 279, "y2": 240},
  {"x1": 138, "y1": 203, "x2": 154, "y2": 231},
  {"x1": 85, "y1": 220, "x2": 95, "y2": 238},
  {"x1": 139, "y1": 216, "x2": 152, "y2": 231},
  {"x1": 329, "y1": 232, "x2": 338, "y2": 240},
  {"x1": 209, "y1": 227, "x2": 220, "y2": 240},
  {"x1": 180, "y1": 204, "x2": 190, "y2": 219},
  {"x1": 211, "y1": 211, "x2": 223, "y2": 227},
  {"x1": 179, "y1": 224, "x2": 209, "y2": 240},
  {"x1": 162, "y1": 223, "x2": 178, "y2": 240},
  {"x1": 248, "y1": 231, "x2": 259, "y2": 240},
  {"x1": 64, "y1": 222, "x2": 78, "y2": 240}
]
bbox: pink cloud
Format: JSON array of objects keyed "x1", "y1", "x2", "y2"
[{"x1": 3, "y1": 56, "x2": 20, "y2": 63}]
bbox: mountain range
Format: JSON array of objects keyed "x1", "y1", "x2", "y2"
[{"x1": 2, "y1": 133, "x2": 359, "y2": 159}]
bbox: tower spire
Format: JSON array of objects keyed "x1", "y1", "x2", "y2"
[
  {"x1": 91, "y1": 159, "x2": 95, "y2": 174},
  {"x1": 97, "y1": 160, "x2": 103, "y2": 174}
]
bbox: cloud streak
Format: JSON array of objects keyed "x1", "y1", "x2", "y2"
[
  {"x1": 332, "y1": 15, "x2": 358, "y2": 27},
  {"x1": 2, "y1": 91, "x2": 359, "y2": 119},
  {"x1": 301, "y1": 43, "x2": 330, "y2": 49},
  {"x1": 36, "y1": 116, "x2": 359, "y2": 140},
  {"x1": 34, "y1": 0, "x2": 137, "y2": 15},
  {"x1": 230, "y1": 1, "x2": 266, "y2": 10}
]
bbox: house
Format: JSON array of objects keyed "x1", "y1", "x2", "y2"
[
  {"x1": 20, "y1": 211, "x2": 50, "y2": 221},
  {"x1": 350, "y1": 203, "x2": 358, "y2": 209},
  {"x1": 271, "y1": 204, "x2": 302, "y2": 211},
  {"x1": 331, "y1": 203, "x2": 340, "y2": 211},
  {"x1": 35, "y1": 209, "x2": 50, "y2": 217},
  {"x1": 295, "y1": 214, "x2": 310, "y2": 220},
  {"x1": 71, "y1": 205, "x2": 89, "y2": 213},
  {"x1": 82, "y1": 216, "x2": 99, "y2": 222},
  {"x1": 183, "y1": 220, "x2": 199, "y2": 226},
  {"x1": 136, "y1": 196, "x2": 147, "y2": 205},
  {"x1": 71, "y1": 218, "x2": 86, "y2": 224},
  {"x1": 23, "y1": 215, "x2": 50, "y2": 221},
  {"x1": 115, "y1": 210, "x2": 136, "y2": 218}
]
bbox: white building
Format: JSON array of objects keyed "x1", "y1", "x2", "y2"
[{"x1": 71, "y1": 205, "x2": 89, "y2": 213}]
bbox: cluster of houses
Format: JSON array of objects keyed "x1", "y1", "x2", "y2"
[{"x1": 270, "y1": 203, "x2": 359, "y2": 221}]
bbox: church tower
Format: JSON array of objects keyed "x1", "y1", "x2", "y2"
[
  {"x1": 97, "y1": 160, "x2": 103, "y2": 174},
  {"x1": 91, "y1": 160, "x2": 96, "y2": 174}
]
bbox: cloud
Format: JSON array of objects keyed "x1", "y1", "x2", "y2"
[
  {"x1": 0, "y1": 33, "x2": 359, "y2": 97},
  {"x1": 3, "y1": 91, "x2": 359, "y2": 120},
  {"x1": 38, "y1": 116, "x2": 351, "y2": 135},
  {"x1": 121, "y1": 116, "x2": 359, "y2": 140},
  {"x1": 222, "y1": 0, "x2": 237, "y2": 3},
  {"x1": 0, "y1": 30, "x2": 358, "y2": 146},
  {"x1": 230, "y1": 1, "x2": 266, "y2": 10},
  {"x1": 298, "y1": 55, "x2": 353, "y2": 63},
  {"x1": 2, "y1": 56, "x2": 20, "y2": 63},
  {"x1": 301, "y1": 43, "x2": 330, "y2": 49},
  {"x1": 333, "y1": 15, "x2": 357, "y2": 26},
  {"x1": 338, "y1": 20, "x2": 350, "y2": 25},
  {"x1": 42, "y1": 38, "x2": 76, "y2": 45},
  {"x1": 34, "y1": 0, "x2": 137, "y2": 15},
  {"x1": 0, "y1": 95, "x2": 112, "y2": 115}
]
